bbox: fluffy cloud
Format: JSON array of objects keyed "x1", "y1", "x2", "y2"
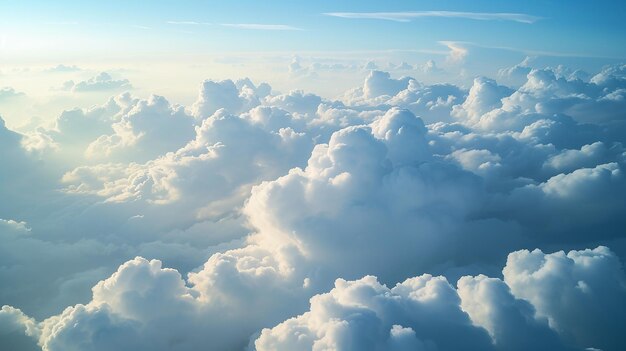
[
  {"x1": 257, "y1": 246, "x2": 624, "y2": 351},
  {"x1": 45, "y1": 64, "x2": 81, "y2": 73},
  {"x1": 85, "y1": 95, "x2": 195, "y2": 162},
  {"x1": 255, "y1": 275, "x2": 494, "y2": 351},
  {"x1": 458, "y1": 275, "x2": 569, "y2": 351},
  {"x1": 0, "y1": 87, "x2": 25, "y2": 101},
  {"x1": 0, "y1": 306, "x2": 40, "y2": 351},
  {"x1": 503, "y1": 246, "x2": 626, "y2": 350},
  {"x1": 191, "y1": 79, "x2": 262, "y2": 118},
  {"x1": 343, "y1": 70, "x2": 465, "y2": 123},
  {"x1": 62, "y1": 72, "x2": 131, "y2": 92},
  {"x1": 9, "y1": 246, "x2": 622, "y2": 351},
  {"x1": 2, "y1": 62, "x2": 626, "y2": 351}
]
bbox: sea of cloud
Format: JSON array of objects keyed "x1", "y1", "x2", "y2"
[{"x1": 1, "y1": 62, "x2": 625, "y2": 350}]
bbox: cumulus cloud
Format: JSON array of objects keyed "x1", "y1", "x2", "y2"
[
  {"x1": 503, "y1": 246, "x2": 626, "y2": 350},
  {"x1": 257, "y1": 246, "x2": 622, "y2": 351},
  {"x1": 2, "y1": 62, "x2": 626, "y2": 351},
  {"x1": 62, "y1": 72, "x2": 131, "y2": 92},
  {"x1": 0, "y1": 87, "x2": 25, "y2": 100},
  {"x1": 85, "y1": 95, "x2": 195, "y2": 162},
  {"x1": 343, "y1": 70, "x2": 465, "y2": 123},
  {"x1": 191, "y1": 79, "x2": 261, "y2": 118},
  {"x1": 498, "y1": 56, "x2": 535, "y2": 83},
  {"x1": 256, "y1": 275, "x2": 494, "y2": 351},
  {"x1": 44, "y1": 64, "x2": 81, "y2": 73}
]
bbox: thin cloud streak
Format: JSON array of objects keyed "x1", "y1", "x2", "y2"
[{"x1": 324, "y1": 11, "x2": 542, "y2": 24}]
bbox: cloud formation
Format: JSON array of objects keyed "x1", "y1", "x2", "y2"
[
  {"x1": 61, "y1": 72, "x2": 131, "y2": 92},
  {"x1": 1, "y1": 62, "x2": 626, "y2": 351},
  {"x1": 324, "y1": 11, "x2": 541, "y2": 24}
]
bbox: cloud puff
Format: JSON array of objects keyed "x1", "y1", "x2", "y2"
[
  {"x1": 257, "y1": 246, "x2": 623, "y2": 351},
  {"x1": 503, "y1": 246, "x2": 626, "y2": 350},
  {"x1": 343, "y1": 70, "x2": 465, "y2": 123},
  {"x1": 255, "y1": 275, "x2": 494, "y2": 351},
  {"x1": 45, "y1": 64, "x2": 81, "y2": 73},
  {"x1": 85, "y1": 95, "x2": 195, "y2": 162},
  {"x1": 62, "y1": 72, "x2": 131, "y2": 92},
  {"x1": 0, "y1": 306, "x2": 40, "y2": 351},
  {"x1": 191, "y1": 79, "x2": 261, "y2": 118},
  {"x1": 458, "y1": 275, "x2": 569, "y2": 351},
  {"x1": 0, "y1": 87, "x2": 25, "y2": 101}
]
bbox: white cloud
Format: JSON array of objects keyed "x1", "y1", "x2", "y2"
[
  {"x1": 191, "y1": 79, "x2": 261, "y2": 118},
  {"x1": 503, "y1": 246, "x2": 626, "y2": 350},
  {"x1": 44, "y1": 64, "x2": 81, "y2": 73},
  {"x1": 324, "y1": 11, "x2": 542, "y2": 24},
  {"x1": 0, "y1": 87, "x2": 25, "y2": 100},
  {"x1": 85, "y1": 95, "x2": 195, "y2": 162},
  {"x1": 440, "y1": 41, "x2": 469, "y2": 64},
  {"x1": 62, "y1": 72, "x2": 131, "y2": 92},
  {"x1": 256, "y1": 275, "x2": 494, "y2": 351},
  {"x1": 1, "y1": 63, "x2": 626, "y2": 351}
]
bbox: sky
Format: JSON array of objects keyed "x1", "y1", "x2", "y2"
[{"x1": 1, "y1": 1, "x2": 626, "y2": 351}]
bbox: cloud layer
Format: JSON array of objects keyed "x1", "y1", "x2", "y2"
[{"x1": 1, "y1": 62, "x2": 626, "y2": 350}]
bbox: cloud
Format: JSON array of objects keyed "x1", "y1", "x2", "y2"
[
  {"x1": 439, "y1": 41, "x2": 469, "y2": 64},
  {"x1": 44, "y1": 64, "x2": 81, "y2": 73},
  {"x1": 503, "y1": 246, "x2": 626, "y2": 350},
  {"x1": 342, "y1": 70, "x2": 465, "y2": 123},
  {"x1": 421, "y1": 59, "x2": 442, "y2": 73},
  {"x1": 458, "y1": 275, "x2": 570, "y2": 351},
  {"x1": 221, "y1": 24, "x2": 302, "y2": 31},
  {"x1": 7, "y1": 246, "x2": 621, "y2": 350},
  {"x1": 0, "y1": 87, "x2": 25, "y2": 101},
  {"x1": 62, "y1": 72, "x2": 132, "y2": 92},
  {"x1": 324, "y1": 11, "x2": 542, "y2": 24},
  {"x1": 1, "y1": 63, "x2": 626, "y2": 351},
  {"x1": 257, "y1": 246, "x2": 621, "y2": 351},
  {"x1": 85, "y1": 95, "x2": 195, "y2": 162},
  {"x1": 191, "y1": 79, "x2": 261, "y2": 118},
  {"x1": 256, "y1": 275, "x2": 494, "y2": 351},
  {"x1": 498, "y1": 56, "x2": 535, "y2": 82},
  {"x1": 0, "y1": 306, "x2": 40, "y2": 351}
]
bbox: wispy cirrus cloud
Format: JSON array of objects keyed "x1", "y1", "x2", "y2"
[
  {"x1": 324, "y1": 11, "x2": 542, "y2": 24},
  {"x1": 166, "y1": 22, "x2": 302, "y2": 30}
]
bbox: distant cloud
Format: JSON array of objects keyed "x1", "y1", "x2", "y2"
[
  {"x1": 61, "y1": 72, "x2": 131, "y2": 92},
  {"x1": 440, "y1": 41, "x2": 469, "y2": 63},
  {"x1": 324, "y1": 11, "x2": 542, "y2": 24},
  {"x1": 45, "y1": 64, "x2": 81, "y2": 73},
  {"x1": 221, "y1": 23, "x2": 302, "y2": 31},
  {"x1": 0, "y1": 87, "x2": 25, "y2": 100}
]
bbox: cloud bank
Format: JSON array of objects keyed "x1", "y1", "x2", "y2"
[{"x1": 1, "y1": 62, "x2": 626, "y2": 350}]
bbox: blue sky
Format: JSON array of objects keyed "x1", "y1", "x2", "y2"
[{"x1": 1, "y1": 0, "x2": 625, "y2": 58}]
